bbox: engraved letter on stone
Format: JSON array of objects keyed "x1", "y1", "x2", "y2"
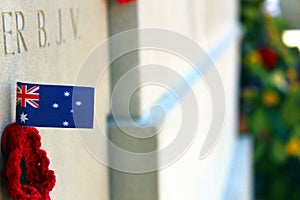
[
  {"x1": 2, "y1": 12, "x2": 15, "y2": 56},
  {"x1": 56, "y1": 9, "x2": 63, "y2": 45},
  {"x1": 70, "y1": 8, "x2": 79, "y2": 39},
  {"x1": 15, "y1": 11, "x2": 28, "y2": 53},
  {"x1": 37, "y1": 10, "x2": 47, "y2": 48}
]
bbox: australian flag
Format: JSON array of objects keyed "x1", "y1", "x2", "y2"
[{"x1": 16, "y1": 82, "x2": 94, "y2": 128}]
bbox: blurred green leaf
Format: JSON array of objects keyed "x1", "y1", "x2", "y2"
[
  {"x1": 281, "y1": 90, "x2": 300, "y2": 127},
  {"x1": 254, "y1": 141, "x2": 265, "y2": 162},
  {"x1": 250, "y1": 108, "x2": 271, "y2": 134},
  {"x1": 271, "y1": 139, "x2": 287, "y2": 164}
]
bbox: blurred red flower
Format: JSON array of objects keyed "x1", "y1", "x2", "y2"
[{"x1": 259, "y1": 47, "x2": 278, "y2": 70}]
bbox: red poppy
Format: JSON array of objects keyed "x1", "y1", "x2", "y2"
[{"x1": 259, "y1": 47, "x2": 278, "y2": 70}]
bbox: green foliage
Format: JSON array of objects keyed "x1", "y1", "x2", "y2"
[{"x1": 240, "y1": 0, "x2": 300, "y2": 199}]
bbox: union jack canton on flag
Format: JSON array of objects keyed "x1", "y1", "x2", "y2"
[{"x1": 16, "y1": 82, "x2": 94, "y2": 129}]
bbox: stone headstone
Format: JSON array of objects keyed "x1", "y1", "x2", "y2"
[{"x1": 0, "y1": 0, "x2": 110, "y2": 199}]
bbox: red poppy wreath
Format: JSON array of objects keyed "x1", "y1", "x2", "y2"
[{"x1": 1, "y1": 123, "x2": 56, "y2": 200}]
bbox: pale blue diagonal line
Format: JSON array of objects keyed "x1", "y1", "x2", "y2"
[
  {"x1": 136, "y1": 25, "x2": 241, "y2": 126},
  {"x1": 108, "y1": 25, "x2": 241, "y2": 126}
]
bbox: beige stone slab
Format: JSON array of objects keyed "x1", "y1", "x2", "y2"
[{"x1": 0, "y1": 0, "x2": 109, "y2": 199}]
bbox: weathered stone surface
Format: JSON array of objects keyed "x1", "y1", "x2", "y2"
[{"x1": 0, "y1": 1, "x2": 110, "y2": 199}]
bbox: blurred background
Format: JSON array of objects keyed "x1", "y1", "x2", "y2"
[
  {"x1": 1, "y1": 0, "x2": 300, "y2": 199},
  {"x1": 240, "y1": 0, "x2": 300, "y2": 199}
]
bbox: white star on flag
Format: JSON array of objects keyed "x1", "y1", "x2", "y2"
[
  {"x1": 75, "y1": 101, "x2": 82, "y2": 106},
  {"x1": 64, "y1": 91, "x2": 70, "y2": 97},
  {"x1": 20, "y1": 112, "x2": 28, "y2": 123},
  {"x1": 63, "y1": 121, "x2": 69, "y2": 126},
  {"x1": 52, "y1": 103, "x2": 59, "y2": 108}
]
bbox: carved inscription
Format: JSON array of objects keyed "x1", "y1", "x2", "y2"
[{"x1": 1, "y1": 8, "x2": 80, "y2": 57}]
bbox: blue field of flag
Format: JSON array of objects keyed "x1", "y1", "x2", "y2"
[{"x1": 16, "y1": 82, "x2": 94, "y2": 129}]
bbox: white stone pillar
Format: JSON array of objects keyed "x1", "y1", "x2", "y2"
[{"x1": 107, "y1": 1, "x2": 159, "y2": 200}]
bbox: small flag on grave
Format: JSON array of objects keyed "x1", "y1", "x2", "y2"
[{"x1": 16, "y1": 82, "x2": 94, "y2": 128}]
